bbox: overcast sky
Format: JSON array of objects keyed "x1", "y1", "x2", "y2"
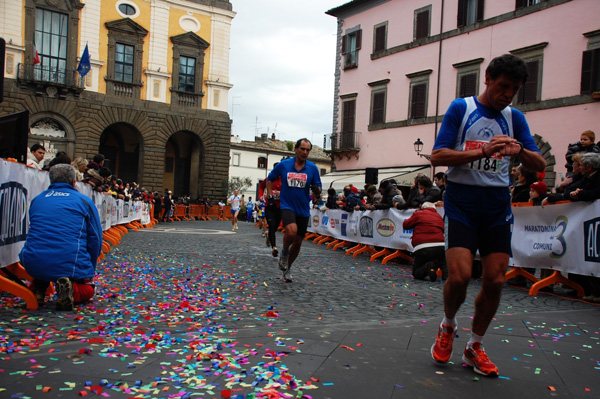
[{"x1": 229, "y1": 0, "x2": 344, "y2": 147}]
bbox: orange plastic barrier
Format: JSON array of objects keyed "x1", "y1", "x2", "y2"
[
  {"x1": 173, "y1": 204, "x2": 189, "y2": 221},
  {"x1": 0, "y1": 263, "x2": 38, "y2": 310},
  {"x1": 188, "y1": 204, "x2": 203, "y2": 220}
]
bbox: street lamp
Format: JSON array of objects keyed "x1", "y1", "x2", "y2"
[{"x1": 413, "y1": 138, "x2": 431, "y2": 160}]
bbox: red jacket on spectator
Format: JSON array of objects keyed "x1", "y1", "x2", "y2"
[{"x1": 402, "y1": 207, "x2": 444, "y2": 249}]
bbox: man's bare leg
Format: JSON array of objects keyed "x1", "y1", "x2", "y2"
[{"x1": 472, "y1": 252, "x2": 509, "y2": 336}]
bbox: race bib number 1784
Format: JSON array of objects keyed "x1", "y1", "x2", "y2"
[{"x1": 463, "y1": 140, "x2": 502, "y2": 174}]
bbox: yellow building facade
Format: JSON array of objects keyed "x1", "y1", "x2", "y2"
[{"x1": 1, "y1": 0, "x2": 235, "y2": 198}]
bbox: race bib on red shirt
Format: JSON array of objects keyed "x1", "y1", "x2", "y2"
[{"x1": 287, "y1": 172, "x2": 307, "y2": 188}]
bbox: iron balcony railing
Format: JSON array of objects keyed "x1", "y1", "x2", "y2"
[
  {"x1": 17, "y1": 63, "x2": 84, "y2": 90},
  {"x1": 328, "y1": 131, "x2": 360, "y2": 151}
]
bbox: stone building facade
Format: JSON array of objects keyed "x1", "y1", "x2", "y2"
[{"x1": 0, "y1": 0, "x2": 235, "y2": 199}]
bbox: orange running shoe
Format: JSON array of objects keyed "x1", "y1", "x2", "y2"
[
  {"x1": 431, "y1": 324, "x2": 456, "y2": 363},
  {"x1": 462, "y1": 342, "x2": 499, "y2": 377}
]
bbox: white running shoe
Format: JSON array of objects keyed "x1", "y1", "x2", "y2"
[
  {"x1": 283, "y1": 266, "x2": 293, "y2": 282},
  {"x1": 278, "y1": 251, "x2": 289, "y2": 271}
]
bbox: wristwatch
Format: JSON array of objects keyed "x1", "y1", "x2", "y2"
[{"x1": 516, "y1": 141, "x2": 524, "y2": 154}]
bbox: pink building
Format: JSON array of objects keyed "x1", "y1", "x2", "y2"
[{"x1": 325, "y1": 0, "x2": 600, "y2": 190}]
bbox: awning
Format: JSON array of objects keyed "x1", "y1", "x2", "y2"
[{"x1": 320, "y1": 165, "x2": 430, "y2": 192}]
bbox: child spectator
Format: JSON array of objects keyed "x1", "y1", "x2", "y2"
[
  {"x1": 565, "y1": 130, "x2": 599, "y2": 177},
  {"x1": 529, "y1": 181, "x2": 548, "y2": 206}
]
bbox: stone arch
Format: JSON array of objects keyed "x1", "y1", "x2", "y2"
[
  {"x1": 163, "y1": 130, "x2": 205, "y2": 198},
  {"x1": 86, "y1": 105, "x2": 153, "y2": 144},
  {"x1": 510, "y1": 134, "x2": 557, "y2": 189},
  {"x1": 28, "y1": 111, "x2": 76, "y2": 163},
  {"x1": 533, "y1": 134, "x2": 557, "y2": 189},
  {"x1": 99, "y1": 122, "x2": 144, "y2": 184}
]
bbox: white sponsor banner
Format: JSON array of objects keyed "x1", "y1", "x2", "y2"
[
  {"x1": 1, "y1": 160, "x2": 50, "y2": 268},
  {"x1": 308, "y1": 209, "x2": 417, "y2": 252},
  {"x1": 511, "y1": 201, "x2": 600, "y2": 276},
  {"x1": 0, "y1": 160, "x2": 146, "y2": 268},
  {"x1": 309, "y1": 202, "x2": 600, "y2": 277}
]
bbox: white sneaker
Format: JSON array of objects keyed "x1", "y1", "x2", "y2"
[
  {"x1": 278, "y1": 251, "x2": 289, "y2": 271},
  {"x1": 283, "y1": 267, "x2": 293, "y2": 282}
]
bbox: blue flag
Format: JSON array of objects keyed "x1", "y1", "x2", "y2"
[{"x1": 77, "y1": 44, "x2": 91, "y2": 77}]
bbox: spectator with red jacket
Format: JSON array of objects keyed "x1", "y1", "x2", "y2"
[{"x1": 402, "y1": 202, "x2": 447, "y2": 282}]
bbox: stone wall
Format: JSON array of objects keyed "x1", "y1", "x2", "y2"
[{"x1": 0, "y1": 79, "x2": 232, "y2": 199}]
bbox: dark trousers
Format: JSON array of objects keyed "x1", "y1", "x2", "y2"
[
  {"x1": 266, "y1": 206, "x2": 282, "y2": 248},
  {"x1": 161, "y1": 206, "x2": 171, "y2": 222},
  {"x1": 412, "y1": 246, "x2": 447, "y2": 280}
]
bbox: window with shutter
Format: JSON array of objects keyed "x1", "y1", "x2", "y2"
[
  {"x1": 580, "y1": 49, "x2": 600, "y2": 94},
  {"x1": 341, "y1": 99, "x2": 357, "y2": 148},
  {"x1": 459, "y1": 73, "x2": 477, "y2": 98},
  {"x1": 257, "y1": 157, "x2": 267, "y2": 169},
  {"x1": 457, "y1": 0, "x2": 483, "y2": 27},
  {"x1": 415, "y1": 9, "x2": 430, "y2": 40},
  {"x1": 371, "y1": 91, "x2": 386, "y2": 125},
  {"x1": 342, "y1": 100, "x2": 356, "y2": 134},
  {"x1": 410, "y1": 83, "x2": 427, "y2": 119},
  {"x1": 343, "y1": 29, "x2": 362, "y2": 69},
  {"x1": 374, "y1": 24, "x2": 387, "y2": 53},
  {"x1": 516, "y1": 0, "x2": 543, "y2": 9},
  {"x1": 517, "y1": 60, "x2": 539, "y2": 104}
]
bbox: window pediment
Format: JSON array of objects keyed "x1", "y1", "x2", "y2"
[
  {"x1": 34, "y1": 0, "x2": 85, "y2": 12},
  {"x1": 105, "y1": 18, "x2": 148, "y2": 37},
  {"x1": 171, "y1": 32, "x2": 210, "y2": 50}
]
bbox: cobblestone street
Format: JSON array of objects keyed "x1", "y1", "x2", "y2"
[{"x1": 1, "y1": 220, "x2": 598, "y2": 399}]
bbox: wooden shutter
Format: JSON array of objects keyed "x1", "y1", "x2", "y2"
[
  {"x1": 580, "y1": 49, "x2": 596, "y2": 94},
  {"x1": 518, "y1": 60, "x2": 539, "y2": 103},
  {"x1": 371, "y1": 91, "x2": 385, "y2": 124},
  {"x1": 460, "y1": 73, "x2": 477, "y2": 98},
  {"x1": 355, "y1": 30, "x2": 362, "y2": 50},
  {"x1": 374, "y1": 25, "x2": 386, "y2": 52},
  {"x1": 457, "y1": 0, "x2": 466, "y2": 27},
  {"x1": 515, "y1": 0, "x2": 525, "y2": 9},
  {"x1": 342, "y1": 100, "x2": 356, "y2": 134},
  {"x1": 416, "y1": 10, "x2": 430, "y2": 39},
  {"x1": 476, "y1": 0, "x2": 485, "y2": 22},
  {"x1": 341, "y1": 34, "x2": 347, "y2": 55},
  {"x1": 411, "y1": 83, "x2": 427, "y2": 118}
]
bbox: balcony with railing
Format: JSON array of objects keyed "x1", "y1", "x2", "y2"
[
  {"x1": 105, "y1": 78, "x2": 143, "y2": 99},
  {"x1": 326, "y1": 131, "x2": 360, "y2": 160},
  {"x1": 170, "y1": 89, "x2": 204, "y2": 108},
  {"x1": 17, "y1": 63, "x2": 84, "y2": 98}
]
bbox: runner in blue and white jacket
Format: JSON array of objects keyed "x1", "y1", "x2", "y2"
[{"x1": 429, "y1": 54, "x2": 546, "y2": 377}]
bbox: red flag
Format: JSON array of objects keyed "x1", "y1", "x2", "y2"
[{"x1": 33, "y1": 42, "x2": 40, "y2": 65}]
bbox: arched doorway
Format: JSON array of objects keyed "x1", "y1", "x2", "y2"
[
  {"x1": 28, "y1": 113, "x2": 75, "y2": 164},
  {"x1": 164, "y1": 131, "x2": 203, "y2": 198},
  {"x1": 99, "y1": 123, "x2": 143, "y2": 184}
]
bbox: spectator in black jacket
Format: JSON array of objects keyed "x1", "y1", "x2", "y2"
[
  {"x1": 414, "y1": 175, "x2": 442, "y2": 207},
  {"x1": 342, "y1": 185, "x2": 365, "y2": 212},
  {"x1": 565, "y1": 130, "x2": 599, "y2": 177},
  {"x1": 365, "y1": 180, "x2": 398, "y2": 210},
  {"x1": 153, "y1": 192, "x2": 163, "y2": 219},
  {"x1": 544, "y1": 153, "x2": 600, "y2": 204},
  {"x1": 323, "y1": 187, "x2": 339, "y2": 210},
  {"x1": 511, "y1": 164, "x2": 538, "y2": 203}
]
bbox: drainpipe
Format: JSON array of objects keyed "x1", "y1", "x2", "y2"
[{"x1": 433, "y1": 0, "x2": 445, "y2": 177}]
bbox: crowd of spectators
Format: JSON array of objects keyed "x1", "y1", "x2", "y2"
[{"x1": 22, "y1": 129, "x2": 600, "y2": 301}]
